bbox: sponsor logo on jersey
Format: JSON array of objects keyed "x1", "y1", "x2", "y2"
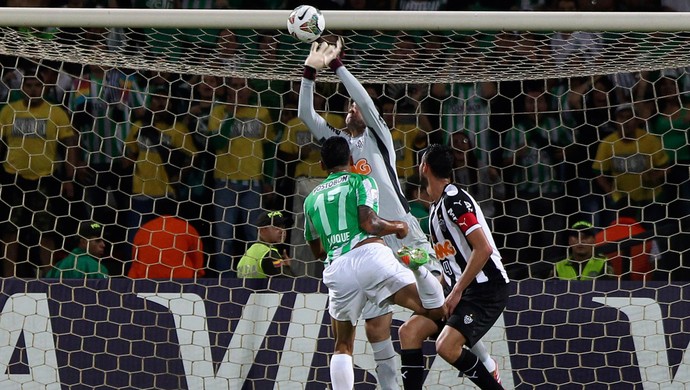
[
  {"x1": 313, "y1": 175, "x2": 349, "y2": 193},
  {"x1": 433, "y1": 240, "x2": 456, "y2": 259},
  {"x1": 352, "y1": 159, "x2": 372, "y2": 175}
]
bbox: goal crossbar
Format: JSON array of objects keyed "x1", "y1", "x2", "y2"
[{"x1": 0, "y1": 8, "x2": 688, "y2": 31}]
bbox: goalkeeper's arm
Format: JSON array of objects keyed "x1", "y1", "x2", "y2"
[{"x1": 298, "y1": 42, "x2": 342, "y2": 141}]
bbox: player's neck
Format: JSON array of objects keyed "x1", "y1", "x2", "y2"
[
  {"x1": 328, "y1": 165, "x2": 350, "y2": 174},
  {"x1": 427, "y1": 178, "x2": 451, "y2": 202}
]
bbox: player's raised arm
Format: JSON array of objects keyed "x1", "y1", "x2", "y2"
[
  {"x1": 298, "y1": 42, "x2": 342, "y2": 141},
  {"x1": 327, "y1": 38, "x2": 394, "y2": 146}
]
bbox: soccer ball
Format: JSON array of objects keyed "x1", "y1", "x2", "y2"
[{"x1": 287, "y1": 5, "x2": 325, "y2": 43}]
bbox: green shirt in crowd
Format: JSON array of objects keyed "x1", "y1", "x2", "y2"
[{"x1": 45, "y1": 248, "x2": 109, "y2": 279}]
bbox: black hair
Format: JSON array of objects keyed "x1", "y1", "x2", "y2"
[
  {"x1": 422, "y1": 144, "x2": 454, "y2": 179},
  {"x1": 320, "y1": 136, "x2": 351, "y2": 170}
]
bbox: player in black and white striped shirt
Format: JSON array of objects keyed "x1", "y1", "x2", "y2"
[{"x1": 410, "y1": 144, "x2": 509, "y2": 389}]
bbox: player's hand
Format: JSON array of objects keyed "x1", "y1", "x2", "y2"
[
  {"x1": 281, "y1": 249, "x2": 291, "y2": 268},
  {"x1": 395, "y1": 221, "x2": 409, "y2": 239},
  {"x1": 323, "y1": 37, "x2": 343, "y2": 66},
  {"x1": 304, "y1": 41, "x2": 331, "y2": 70},
  {"x1": 444, "y1": 288, "x2": 462, "y2": 317}
]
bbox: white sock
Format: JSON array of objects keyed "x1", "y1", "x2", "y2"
[
  {"x1": 330, "y1": 354, "x2": 354, "y2": 390},
  {"x1": 470, "y1": 340, "x2": 496, "y2": 372},
  {"x1": 412, "y1": 266, "x2": 445, "y2": 309},
  {"x1": 371, "y1": 338, "x2": 398, "y2": 390}
]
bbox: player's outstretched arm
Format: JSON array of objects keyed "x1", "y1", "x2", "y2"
[
  {"x1": 298, "y1": 42, "x2": 341, "y2": 141},
  {"x1": 327, "y1": 38, "x2": 394, "y2": 144},
  {"x1": 358, "y1": 206, "x2": 408, "y2": 239}
]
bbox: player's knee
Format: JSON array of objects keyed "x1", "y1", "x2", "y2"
[
  {"x1": 398, "y1": 321, "x2": 418, "y2": 345},
  {"x1": 435, "y1": 339, "x2": 457, "y2": 362},
  {"x1": 364, "y1": 314, "x2": 392, "y2": 342}
]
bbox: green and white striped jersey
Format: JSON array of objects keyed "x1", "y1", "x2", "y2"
[{"x1": 304, "y1": 171, "x2": 378, "y2": 264}]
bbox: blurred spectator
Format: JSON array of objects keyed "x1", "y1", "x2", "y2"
[
  {"x1": 217, "y1": 28, "x2": 245, "y2": 71},
  {"x1": 551, "y1": 220, "x2": 612, "y2": 280},
  {"x1": 595, "y1": 207, "x2": 659, "y2": 281},
  {"x1": 182, "y1": 74, "x2": 224, "y2": 208},
  {"x1": 179, "y1": 0, "x2": 221, "y2": 64},
  {"x1": 128, "y1": 214, "x2": 206, "y2": 279},
  {"x1": 549, "y1": 0, "x2": 603, "y2": 67},
  {"x1": 121, "y1": 83, "x2": 198, "y2": 243},
  {"x1": 391, "y1": 0, "x2": 447, "y2": 10},
  {"x1": 501, "y1": 81, "x2": 571, "y2": 264},
  {"x1": 237, "y1": 210, "x2": 293, "y2": 278},
  {"x1": 404, "y1": 174, "x2": 431, "y2": 236},
  {"x1": 178, "y1": 75, "x2": 227, "y2": 261},
  {"x1": 592, "y1": 103, "x2": 669, "y2": 226},
  {"x1": 436, "y1": 79, "x2": 501, "y2": 194},
  {"x1": 279, "y1": 87, "x2": 340, "y2": 278},
  {"x1": 451, "y1": 130, "x2": 499, "y2": 219},
  {"x1": 208, "y1": 77, "x2": 275, "y2": 276},
  {"x1": 45, "y1": 221, "x2": 109, "y2": 279},
  {"x1": 380, "y1": 97, "x2": 427, "y2": 181},
  {"x1": 69, "y1": 64, "x2": 144, "y2": 266},
  {"x1": 661, "y1": 0, "x2": 690, "y2": 11},
  {"x1": 649, "y1": 75, "x2": 690, "y2": 220},
  {"x1": 562, "y1": 75, "x2": 618, "y2": 226},
  {"x1": 131, "y1": 0, "x2": 180, "y2": 61},
  {"x1": 0, "y1": 67, "x2": 79, "y2": 277}
]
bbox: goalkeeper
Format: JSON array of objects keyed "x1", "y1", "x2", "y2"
[{"x1": 298, "y1": 38, "x2": 500, "y2": 389}]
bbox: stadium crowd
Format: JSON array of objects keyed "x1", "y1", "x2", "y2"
[{"x1": 0, "y1": 0, "x2": 688, "y2": 280}]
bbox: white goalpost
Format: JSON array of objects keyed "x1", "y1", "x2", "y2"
[{"x1": 0, "y1": 7, "x2": 688, "y2": 389}]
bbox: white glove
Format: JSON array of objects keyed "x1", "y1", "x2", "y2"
[{"x1": 304, "y1": 38, "x2": 343, "y2": 70}]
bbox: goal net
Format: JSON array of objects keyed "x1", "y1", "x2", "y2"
[{"x1": 0, "y1": 7, "x2": 688, "y2": 389}]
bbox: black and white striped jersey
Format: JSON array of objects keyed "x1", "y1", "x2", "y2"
[{"x1": 428, "y1": 183, "x2": 509, "y2": 288}]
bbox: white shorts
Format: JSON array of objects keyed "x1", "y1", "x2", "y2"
[
  {"x1": 357, "y1": 213, "x2": 442, "y2": 320},
  {"x1": 323, "y1": 242, "x2": 415, "y2": 325}
]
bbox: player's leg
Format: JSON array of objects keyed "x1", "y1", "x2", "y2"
[
  {"x1": 436, "y1": 327, "x2": 501, "y2": 390},
  {"x1": 384, "y1": 216, "x2": 445, "y2": 316},
  {"x1": 436, "y1": 284, "x2": 508, "y2": 389},
  {"x1": 322, "y1": 248, "x2": 370, "y2": 390},
  {"x1": 362, "y1": 305, "x2": 397, "y2": 390},
  {"x1": 390, "y1": 282, "x2": 445, "y2": 320},
  {"x1": 359, "y1": 242, "x2": 440, "y2": 389},
  {"x1": 331, "y1": 318, "x2": 356, "y2": 390},
  {"x1": 471, "y1": 340, "x2": 501, "y2": 384},
  {"x1": 398, "y1": 314, "x2": 440, "y2": 390}
]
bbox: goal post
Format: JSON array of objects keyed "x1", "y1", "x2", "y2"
[{"x1": 0, "y1": 7, "x2": 688, "y2": 389}]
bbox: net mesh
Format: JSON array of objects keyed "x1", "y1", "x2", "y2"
[
  {"x1": 3, "y1": 27, "x2": 690, "y2": 82},
  {"x1": 0, "y1": 9, "x2": 688, "y2": 389}
]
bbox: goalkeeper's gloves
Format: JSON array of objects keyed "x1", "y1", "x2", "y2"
[
  {"x1": 304, "y1": 37, "x2": 343, "y2": 70},
  {"x1": 304, "y1": 41, "x2": 333, "y2": 70}
]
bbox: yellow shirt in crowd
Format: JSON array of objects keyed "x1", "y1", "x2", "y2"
[
  {"x1": 0, "y1": 100, "x2": 74, "y2": 180},
  {"x1": 279, "y1": 112, "x2": 345, "y2": 178},
  {"x1": 125, "y1": 120, "x2": 197, "y2": 197},
  {"x1": 210, "y1": 104, "x2": 275, "y2": 181}
]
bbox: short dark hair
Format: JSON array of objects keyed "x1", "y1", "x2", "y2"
[
  {"x1": 422, "y1": 144, "x2": 454, "y2": 179},
  {"x1": 321, "y1": 136, "x2": 350, "y2": 170}
]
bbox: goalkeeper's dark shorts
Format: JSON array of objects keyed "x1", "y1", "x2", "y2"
[{"x1": 437, "y1": 281, "x2": 509, "y2": 348}]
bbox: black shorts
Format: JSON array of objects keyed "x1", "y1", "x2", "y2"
[{"x1": 444, "y1": 281, "x2": 509, "y2": 348}]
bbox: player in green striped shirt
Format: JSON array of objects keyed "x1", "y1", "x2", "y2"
[{"x1": 304, "y1": 136, "x2": 445, "y2": 390}]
